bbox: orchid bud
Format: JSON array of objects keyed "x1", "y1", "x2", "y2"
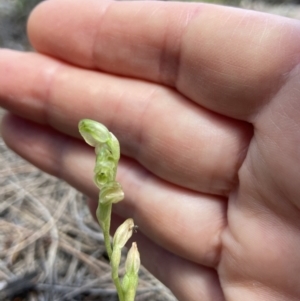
[
  {"x1": 93, "y1": 146, "x2": 117, "y2": 188},
  {"x1": 107, "y1": 133, "x2": 120, "y2": 161},
  {"x1": 125, "y1": 242, "x2": 140, "y2": 276},
  {"x1": 99, "y1": 181, "x2": 124, "y2": 205},
  {"x1": 111, "y1": 219, "x2": 135, "y2": 288},
  {"x1": 122, "y1": 243, "x2": 140, "y2": 301},
  {"x1": 113, "y1": 218, "x2": 134, "y2": 249},
  {"x1": 78, "y1": 119, "x2": 110, "y2": 147},
  {"x1": 94, "y1": 166, "x2": 116, "y2": 188}
]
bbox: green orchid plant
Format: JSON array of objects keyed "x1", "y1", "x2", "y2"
[{"x1": 78, "y1": 119, "x2": 140, "y2": 301}]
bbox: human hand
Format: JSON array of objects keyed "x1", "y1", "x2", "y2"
[{"x1": 1, "y1": 1, "x2": 300, "y2": 300}]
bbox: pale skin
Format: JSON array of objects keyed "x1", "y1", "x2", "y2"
[{"x1": 1, "y1": 0, "x2": 300, "y2": 300}]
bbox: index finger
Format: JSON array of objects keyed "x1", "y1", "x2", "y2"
[{"x1": 28, "y1": 0, "x2": 300, "y2": 120}]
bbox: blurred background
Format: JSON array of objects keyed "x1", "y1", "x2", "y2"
[{"x1": 0, "y1": 0, "x2": 299, "y2": 300}]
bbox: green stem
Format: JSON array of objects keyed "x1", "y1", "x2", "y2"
[
  {"x1": 103, "y1": 224, "x2": 112, "y2": 259},
  {"x1": 104, "y1": 204, "x2": 113, "y2": 258},
  {"x1": 124, "y1": 288, "x2": 137, "y2": 301},
  {"x1": 111, "y1": 245, "x2": 124, "y2": 301},
  {"x1": 97, "y1": 202, "x2": 113, "y2": 259},
  {"x1": 112, "y1": 265, "x2": 124, "y2": 301}
]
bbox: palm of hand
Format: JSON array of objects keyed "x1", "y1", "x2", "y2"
[{"x1": 1, "y1": 1, "x2": 300, "y2": 300}]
